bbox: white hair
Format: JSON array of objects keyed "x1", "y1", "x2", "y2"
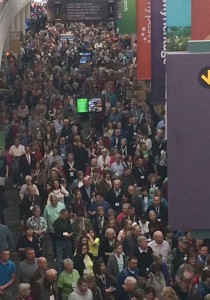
[
  {"x1": 124, "y1": 277, "x2": 137, "y2": 285},
  {"x1": 63, "y1": 258, "x2": 74, "y2": 267},
  {"x1": 18, "y1": 283, "x2": 30, "y2": 294}
]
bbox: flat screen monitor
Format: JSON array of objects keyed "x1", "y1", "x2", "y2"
[
  {"x1": 77, "y1": 98, "x2": 89, "y2": 113},
  {"x1": 89, "y1": 98, "x2": 103, "y2": 112}
]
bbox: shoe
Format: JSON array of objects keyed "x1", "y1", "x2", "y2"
[{"x1": 13, "y1": 184, "x2": 17, "y2": 188}]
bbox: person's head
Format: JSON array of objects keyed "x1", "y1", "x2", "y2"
[
  {"x1": 95, "y1": 192, "x2": 103, "y2": 203},
  {"x1": 124, "y1": 167, "x2": 131, "y2": 176},
  {"x1": 154, "y1": 231, "x2": 164, "y2": 245},
  {"x1": 199, "y1": 245, "x2": 208, "y2": 257},
  {"x1": 38, "y1": 257, "x2": 48, "y2": 270},
  {"x1": 178, "y1": 236, "x2": 188, "y2": 251},
  {"x1": 137, "y1": 158, "x2": 144, "y2": 167},
  {"x1": 25, "y1": 247, "x2": 35, "y2": 262},
  {"x1": 121, "y1": 203, "x2": 130, "y2": 215},
  {"x1": 148, "y1": 210, "x2": 157, "y2": 222},
  {"x1": 114, "y1": 179, "x2": 121, "y2": 190},
  {"x1": 25, "y1": 226, "x2": 34, "y2": 237},
  {"x1": 93, "y1": 258, "x2": 106, "y2": 275},
  {"x1": 52, "y1": 148, "x2": 58, "y2": 157},
  {"x1": 74, "y1": 189, "x2": 82, "y2": 200},
  {"x1": 128, "y1": 185, "x2": 135, "y2": 195},
  {"x1": 153, "y1": 195, "x2": 161, "y2": 206},
  {"x1": 0, "y1": 249, "x2": 10, "y2": 263},
  {"x1": 107, "y1": 208, "x2": 116, "y2": 220},
  {"x1": 60, "y1": 209, "x2": 69, "y2": 221},
  {"x1": 25, "y1": 146, "x2": 31, "y2": 154},
  {"x1": 50, "y1": 195, "x2": 58, "y2": 207},
  {"x1": 32, "y1": 205, "x2": 41, "y2": 218},
  {"x1": 60, "y1": 137, "x2": 66, "y2": 146},
  {"x1": 145, "y1": 286, "x2": 156, "y2": 300},
  {"x1": 204, "y1": 295, "x2": 210, "y2": 300},
  {"x1": 77, "y1": 277, "x2": 89, "y2": 293},
  {"x1": 53, "y1": 180, "x2": 61, "y2": 190},
  {"x1": 128, "y1": 207, "x2": 135, "y2": 217},
  {"x1": 28, "y1": 186, "x2": 36, "y2": 197},
  {"x1": 138, "y1": 235, "x2": 148, "y2": 250},
  {"x1": 123, "y1": 276, "x2": 137, "y2": 292},
  {"x1": 45, "y1": 268, "x2": 57, "y2": 284},
  {"x1": 97, "y1": 206, "x2": 105, "y2": 217},
  {"x1": 122, "y1": 218, "x2": 132, "y2": 231},
  {"x1": 67, "y1": 153, "x2": 74, "y2": 162},
  {"x1": 83, "y1": 176, "x2": 90, "y2": 187},
  {"x1": 63, "y1": 258, "x2": 74, "y2": 273},
  {"x1": 132, "y1": 225, "x2": 141, "y2": 238},
  {"x1": 104, "y1": 170, "x2": 111, "y2": 179},
  {"x1": 105, "y1": 228, "x2": 116, "y2": 240},
  {"x1": 18, "y1": 283, "x2": 31, "y2": 298},
  {"x1": 115, "y1": 153, "x2": 121, "y2": 164},
  {"x1": 84, "y1": 275, "x2": 96, "y2": 290},
  {"x1": 150, "y1": 262, "x2": 162, "y2": 275},
  {"x1": 162, "y1": 287, "x2": 179, "y2": 300},
  {"x1": 141, "y1": 186, "x2": 149, "y2": 197},
  {"x1": 78, "y1": 242, "x2": 89, "y2": 255},
  {"x1": 127, "y1": 256, "x2": 138, "y2": 271},
  {"x1": 113, "y1": 241, "x2": 123, "y2": 255},
  {"x1": 25, "y1": 175, "x2": 32, "y2": 185},
  {"x1": 188, "y1": 253, "x2": 196, "y2": 266},
  {"x1": 14, "y1": 138, "x2": 20, "y2": 146}
]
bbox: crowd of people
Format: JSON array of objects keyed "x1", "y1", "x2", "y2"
[{"x1": 0, "y1": 4, "x2": 209, "y2": 300}]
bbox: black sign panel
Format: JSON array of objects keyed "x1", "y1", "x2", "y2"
[{"x1": 62, "y1": 0, "x2": 109, "y2": 22}]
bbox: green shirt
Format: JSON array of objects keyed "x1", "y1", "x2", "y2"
[
  {"x1": 43, "y1": 202, "x2": 65, "y2": 232},
  {"x1": 58, "y1": 269, "x2": 80, "y2": 296}
]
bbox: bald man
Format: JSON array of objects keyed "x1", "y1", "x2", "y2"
[
  {"x1": 31, "y1": 268, "x2": 58, "y2": 300},
  {"x1": 148, "y1": 231, "x2": 171, "y2": 263},
  {"x1": 30, "y1": 257, "x2": 48, "y2": 285}
]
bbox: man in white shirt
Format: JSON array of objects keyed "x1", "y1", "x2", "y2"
[
  {"x1": 148, "y1": 230, "x2": 171, "y2": 263},
  {"x1": 98, "y1": 148, "x2": 110, "y2": 171},
  {"x1": 110, "y1": 154, "x2": 125, "y2": 178},
  {"x1": 9, "y1": 138, "x2": 25, "y2": 188}
]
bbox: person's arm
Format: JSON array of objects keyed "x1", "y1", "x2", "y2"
[
  {"x1": 19, "y1": 186, "x2": 25, "y2": 200},
  {"x1": 106, "y1": 257, "x2": 118, "y2": 286}
]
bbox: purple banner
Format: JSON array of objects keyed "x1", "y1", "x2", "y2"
[{"x1": 150, "y1": 0, "x2": 166, "y2": 103}]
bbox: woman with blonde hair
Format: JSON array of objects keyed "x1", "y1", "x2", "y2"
[{"x1": 162, "y1": 287, "x2": 179, "y2": 300}]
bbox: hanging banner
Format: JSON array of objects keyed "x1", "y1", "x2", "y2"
[
  {"x1": 118, "y1": 0, "x2": 137, "y2": 34},
  {"x1": 150, "y1": 0, "x2": 166, "y2": 103},
  {"x1": 136, "y1": 0, "x2": 151, "y2": 80},
  {"x1": 192, "y1": 0, "x2": 210, "y2": 40}
]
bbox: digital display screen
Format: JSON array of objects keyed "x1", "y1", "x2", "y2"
[
  {"x1": 77, "y1": 98, "x2": 89, "y2": 113},
  {"x1": 89, "y1": 98, "x2": 103, "y2": 112}
]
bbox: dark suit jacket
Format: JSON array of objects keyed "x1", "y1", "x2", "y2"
[
  {"x1": 30, "y1": 269, "x2": 45, "y2": 298},
  {"x1": 107, "y1": 254, "x2": 125, "y2": 286},
  {"x1": 99, "y1": 238, "x2": 116, "y2": 265},
  {"x1": 134, "y1": 246, "x2": 154, "y2": 276},
  {"x1": 19, "y1": 195, "x2": 41, "y2": 221},
  {"x1": 92, "y1": 216, "x2": 107, "y2": 238},
  {"x1": 104, "y1": 189, "x2": 124, "y2": 212},
  {"x1": 19, "y1": 153, "x2": 36, "y2": 177},
  {"x1": 146, "y1": 203, "x2": 168, "y2": 227},
  {"x1": 31, "y1": 277, "x2": 58, "y2": 300},
  {"x1": 132, "y1": 166, "x2": 149, "y2": 187},
  {"x1": 63, "y1": 160, "x2": 79, "y2": 185},
  {"x1": 80, "y1": 184, "x2": 95, "y2": 208}
]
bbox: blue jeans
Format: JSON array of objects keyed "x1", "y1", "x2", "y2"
[{"x1": 55, "y1": 239, "x2": 72, "y2": 274}]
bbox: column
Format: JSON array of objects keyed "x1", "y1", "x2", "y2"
[
  {"x1": 14, "y1": 11, "x2": 21, "y2": 32},
  {"x1": 25, "y1": 3, "x2": 31, "y2": 20},
  {"x1": 20, "y1": 7, "x2": 26, "y2": 35}
]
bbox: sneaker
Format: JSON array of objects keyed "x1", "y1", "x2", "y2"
[{"x1": 13, "y1": 184, "x2": 17, "y2": 188}]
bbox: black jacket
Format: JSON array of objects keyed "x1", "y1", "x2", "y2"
[
  {"x1": 53, "y1": 217, "x2": 73, "y2": 240},
  {"x1": 73, "y1": 253, "x2": 94, "y2": 276},
  {"x1": 104, "y1": 188, "x2": 124, "y2": 212},
  {"x1": 134, "y1": 246, "x2": 154, "y2": 276},
  {"x1": 19, "y1": 195, "x2": 41, "y2": 221}
]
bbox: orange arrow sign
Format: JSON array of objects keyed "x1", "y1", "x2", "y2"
[{"x1": 201, "y1": 70, "x2": 210, "y2": 85}]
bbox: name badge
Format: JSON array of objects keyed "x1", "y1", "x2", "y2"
[
  {"x1": 70, "y1": 172, "x2": 74, "y2": 177},
  {"x1": 63, "y1": 232, "x2": 68, "y2": 236},
  {"x1": 141, "y1": 176, "x2": 145, "y2": 179},
  {"x1": 115, "y1": 202, "x2": 120, "y2": 207},
  {"x1": 50, "y1": 296, "x2": 55, "y2": 300},
  {"x1": 30, "y1": 206, "x2": 33, "y2": 211}
]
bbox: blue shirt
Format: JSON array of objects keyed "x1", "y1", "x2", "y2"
[
  {"x1": 88, "y1": 200, "x2": 111, "y2": 213},
  {"x1": 0, "y1": 260, "x2": 16, "y2": 285}
]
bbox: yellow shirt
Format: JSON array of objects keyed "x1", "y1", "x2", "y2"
[{"x1": 88, "y1": 238, "x2": 100, "y2": 257}]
